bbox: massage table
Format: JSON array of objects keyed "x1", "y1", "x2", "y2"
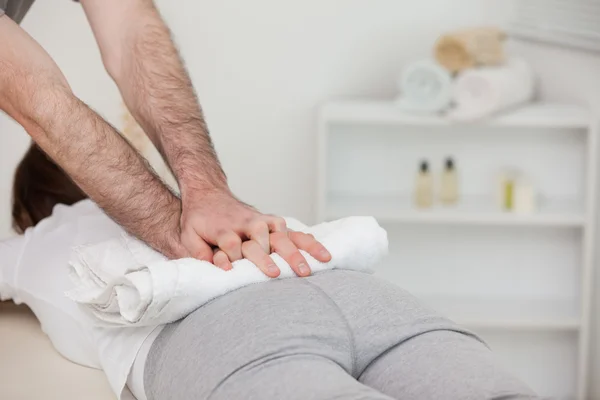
[{"x1": 0, "y1": 301, "x2": 115, "y2": 400}]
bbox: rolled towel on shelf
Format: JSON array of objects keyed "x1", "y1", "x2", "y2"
[
  {"x1": 435, "y1": 27, "x2": 506, "y2": 73},
  {"x1": 66, "y1": 216, "x2": 388, "y2": 327},
  {"x1": 447, "y1": 58, "x2": 535, "y2": 121},
  {"x1": 395, "y1": 59, "x2": 453, "y2": 113}
]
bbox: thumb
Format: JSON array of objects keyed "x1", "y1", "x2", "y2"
[{"x1": 181, "y1": 229, "x2": 214, "y2": 262}]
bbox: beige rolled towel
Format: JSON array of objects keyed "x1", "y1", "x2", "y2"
[{"x1": 435, "y1": 27, "x2": 506, "y2": 73}]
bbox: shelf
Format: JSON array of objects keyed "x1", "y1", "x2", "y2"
[
  {"x1": 319, "y1": 97, "x2": 596, "y2": 399},
  {"x1": 419, "y1": 295, "x2": 580, "y2": 331},
  {"x1": 320, "y1": 101, "x2": 591, "y2": 129},
  {"x1": 326, "y1": 194, "x2": 586, "y2": 227}
]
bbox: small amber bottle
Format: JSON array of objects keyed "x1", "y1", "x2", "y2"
[
  {"x1": 439, "y1": 157, "x2": 459, "y2": 205},
  {"x1": 414, "y1": 161, "x2": 433, "y2": 208}
]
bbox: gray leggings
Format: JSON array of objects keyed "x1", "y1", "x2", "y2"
[{"x1": 144, "y1": 270, "x2": 537, "y2": 400}]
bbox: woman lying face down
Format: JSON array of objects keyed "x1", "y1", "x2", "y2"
[{"x1": 2, "y1": 144, "x2": 540, "y2": 400}]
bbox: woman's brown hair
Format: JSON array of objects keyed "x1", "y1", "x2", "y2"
[{"x1": 12, "y1": 143, "x2": 88, "y2": 234}]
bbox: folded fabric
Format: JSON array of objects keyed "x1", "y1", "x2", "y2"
[
  {"x1": 435, "y1": 27, "x2": 506, "y2": 73},
  {"x1": 66, "y1": 217, "x2": 388, "y2": 327},
  {"x1": 447, "y1": 58, "x2": 535, "y2": 121},
  {"x1": 395, "y1": 59, "x2": 453, "y2": 113}
]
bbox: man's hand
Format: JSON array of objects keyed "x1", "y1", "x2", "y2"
[
  {"x1": 213, "y1": 230, "x2": 331, "y2": 278},
  {"x1": 181, "y1": 190, "x2": 331, "y2": 278}
]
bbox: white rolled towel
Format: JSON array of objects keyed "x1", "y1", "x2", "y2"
[
  {"x1": 66, "y1": 216, "x2": 388, "y2": 327},
  {"x1": 395, "y1": 59, "x2": 453, "y2": 113},
  {"x1": 448, "y1": 58, "x2": 535, "y2": 121}
]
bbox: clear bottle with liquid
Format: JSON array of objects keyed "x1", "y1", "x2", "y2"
[
  {"x1": 414, "y1": 160, "x2": 433, "y2": 208},
  {"x1": 439, "y1": 157, "x2": 459, "y2": 205}
]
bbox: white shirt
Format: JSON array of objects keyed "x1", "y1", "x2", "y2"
[{"x1": 0, "y1": 200, "x2": 160, "y2": 400}]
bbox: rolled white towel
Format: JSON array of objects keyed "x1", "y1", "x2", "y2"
[
  {"x1": 395, "y1": 59, "x2": 453, "y2": 113},
  {"x1": 66, "y1": 216, "x2": 388, "y2": 327},
  {"x1": 448, "y1": 58, "x2": 535, "y2": 121}
]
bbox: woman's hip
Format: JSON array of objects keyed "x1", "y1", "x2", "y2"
[{"x1": 143, "y1": 270, "x2": 474, "y2": 398}]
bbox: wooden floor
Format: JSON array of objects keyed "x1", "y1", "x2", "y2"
[{"x1": 0, "y1": 301, "x2": 115, "y2": 400}]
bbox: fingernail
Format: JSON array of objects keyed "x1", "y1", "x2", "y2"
[
  {"x1": 298, "y1": 263, "x2": 309, "y2": 276},
  {"x1": 320, "y1": 249, "x2": 331, "y2": 259},
  {"x1": 268, "y1": 265, "x2": 279, "y2": 275}
]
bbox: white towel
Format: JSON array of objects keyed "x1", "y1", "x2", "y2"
[
  {"x1": 66, "y1": 217, "x2": 388, "y2": 327},
  {"x1": 447, "y1": 58, "x2": 535, "y2": 121},
  {"x1": 395, "y1": 59, "x2": 453, "y2": 113}
]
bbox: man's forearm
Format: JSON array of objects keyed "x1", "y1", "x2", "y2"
[
  {"x1": 101, "y1": 1, "x2": 227, "y2": 196},
  {"x1": 0, "y1": 14, "x2": 185, "y2": 257},
  {"x1": 20, "y1": 85, "x2": 188, "y2": 258}
]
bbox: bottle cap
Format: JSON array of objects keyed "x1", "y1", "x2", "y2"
[
  {"x1": 445, "y1": 157, "x2": 454, "y2": 170},
  {"x1": 420, "y1": 161, "x2": 429, "y2": 173}
]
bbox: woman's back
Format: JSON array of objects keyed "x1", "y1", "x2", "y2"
[
  {"x1": 2, "y1": 200, "x2": 112, "y2": 367},
  {"x1": 1, "y1": 200, "x2": 159, "y2": 398}
]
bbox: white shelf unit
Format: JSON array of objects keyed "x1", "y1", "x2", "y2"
[
  {"x1": 420, "y1": 295, "x2": 580, "y2": 332},
  {"x1": 326, "y1": 194, "x2": 585, "y2": 228},
  {"x1": 317, "y1": 100, "x2": 598, "y2": 400}
]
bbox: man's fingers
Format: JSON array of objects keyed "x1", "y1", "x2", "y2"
[
  {"x1": 242, "y1": 240, "x2": 280, "y2": 278},
  {"x1": 246, "y1": 220, "x2": 270, "y2": 254},
  {"x1": 265, "y1": 215, "x2": 287, "y2": 233},
  {"x1": 288, "y1": 231, "x2": 331, "y2": 262},
  {"x1": 181, "y1": 229, "x2": 213, "y2": 262},
  {"x1": 270, "y1": 231, "x2": 311, "y2": 277},
  {"x1": 216, "y1": 231, "x2": 243, "y2": 262},
  {"x1": 213, "y1": 249, "x2": 233, "y2": 271}
]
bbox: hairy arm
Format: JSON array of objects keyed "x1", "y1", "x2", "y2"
[
  {"x1": 80, "y1": 0, "x2": 227, "y2": 195},
  {"x1": 80, "y1": 0, "x2": 332, "y2": 274},
  {"x1": 31, "y1": 92, "x2": 187, "y2": 258},
  {"x1": 0, "y1": 16, "x2": 186, "y2": 258}
]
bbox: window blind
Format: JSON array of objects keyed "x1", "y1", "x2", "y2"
[{"x1": 510, "y1": 0, "x2": 600, "y2": 52}]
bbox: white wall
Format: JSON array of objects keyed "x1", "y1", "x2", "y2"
[
  {"x1": 0, "y1": 0, "x2": 514, "y2": 238},
  {"x1": 1, "y1": 0, "x2": 599, "y2": 396}
]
